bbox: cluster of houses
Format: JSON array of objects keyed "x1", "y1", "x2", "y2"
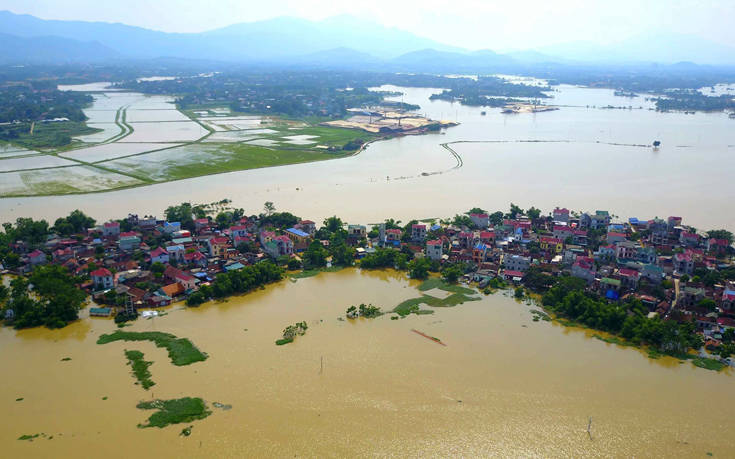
[
  {"x1": 3, "y1": 213, "x2": 320, "y2": 314},
  {"x1": 378, "y1": 208, "x2": 734, "y2": 350},
  {"x1": 3, "y1": 206, "x2": 733, "y2": 350}
]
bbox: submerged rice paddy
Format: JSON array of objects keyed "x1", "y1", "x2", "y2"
[{"x1": 0, "y1": 85, "x2": 379, "y2": 197}]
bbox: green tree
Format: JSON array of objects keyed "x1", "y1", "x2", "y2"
[
  {"x1": 263, "y1": 201, "x2": 276, "y2": 216},
  {"x1": 164, "y1": 203, "x2": 195, "y2": 231},
  {"x1": 303, "y1": 241, "x2": 328, "y2": 268},
  {"x1": 488, "y1": 211, "x2": 504, "y2": 226},
  {"x1": 4, "y1": 265, "x2": 86, "y2": 329},
  {"x1": 408, "y1": 258, "x2": 432, "y2": 280},
  {"x1": 442, "y1": 265, "x2": 464, "y2": 283},
  {"x1": 706, "y1": 229, "x2": 733, "y2": 244},
  {"x1": 151, "y1": 262, "x2": 166, "y2": 278},
  {"x1": 526, "y1": 207, "x2": 542, "y2": 220},
  {"x1": 330, "y1": 242, "x2": 355, "y2": 267},
  {"x1": 508, "y1": 203, "x2": 523, "y2": 219},
  {"x1": 323, "y1": 216, "x2": 344, "y2": 233}
]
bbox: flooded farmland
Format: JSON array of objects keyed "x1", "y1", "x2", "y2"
[
  {"x1": 1, "y1": 269, "x2": 733, "y2": 457},
  {"x1": 1, "y1": 83, "x2": 734, "y2": 231}
]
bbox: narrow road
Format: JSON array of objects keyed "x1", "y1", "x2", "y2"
[{"x1": 667, "y1": 277, "x2": 681, "y2": 319}]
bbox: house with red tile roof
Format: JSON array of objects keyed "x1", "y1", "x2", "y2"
[
  {"x1": 426, "y1": 239, "x2": 443, "y2": 260},
  {"x1": 184, "y1": 250, "x2": 208, "y2": 268},
  {"x1": 707, "y1": 238, "x2": 730, "y2": 254},
  {"x1": 552, "y1": 207, "x2": 570, "y2": 223},
  {"x1": 229, "y1": 225, "x2": 249, "y2": 241},
  {"x1": 28, "y1": 249, "x2": 46, "y2": 266},
  {"x1": 150, "y1": 247, "x2": 169, "y2": 264},
  {"x1": 207, "y1": 236, "x2": 231, "y2": 257},
  {"x1": 571, "y1": 256, "x2": 596, "y2": 283},
  {"x1": 90, "y1": 267, "x2": 114, "y2": 290},
  {"x1": 479, "y1": 231, "x2": 495, "y2": 244},
  {"x1": 674, "y1": 251, "x2": 694, "y2": 275},
  {"x1": 194, "y1": 218, "x2": 210, "y2": 231},
  {"x1": 102, "y1": 221, "x2": 120, "y2": 238},
  {"x1": 163, "y1": 265, "x2": 198, "y2": 291},
  {"x1": 470, "y1": 213, "x2": 489, "y2": 228},
  {"x1": 540, "y1": 236, "x2": 563, "y2": 253},
  {"x1": 606, "y1": 232, "x2": 627, "y2": 244},
  {"x1": 617, "y1": 268, "x2": 640, "y2": 288}
]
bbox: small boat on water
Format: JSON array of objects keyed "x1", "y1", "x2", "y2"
[{"x1": 480, "y1": 111, "x2": 486, "y2": 116}]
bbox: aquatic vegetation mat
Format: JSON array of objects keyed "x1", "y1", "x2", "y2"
[
  {"x1": 124, "y1": 349, "x2": 155, "y2": 389},
  {"x1": 393, "y1": 293, "x2": 480, "y2": 316},
  {"x1": 418, "y1": 278, "x2": 476, "y2": 295},
  {"x1": 97, "y1": 331, "x2": 208, "y2": 366},
  {"x1": 136, "y1": 397, "x2": 211, "y2": 428}
]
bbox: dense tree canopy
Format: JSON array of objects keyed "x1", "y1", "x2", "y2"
[{"x1": 2, "y1": 265, "x2": 86, "y2": 329}]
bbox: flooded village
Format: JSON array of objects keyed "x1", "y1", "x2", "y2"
[{"x1": 3, "y1": 202, "x2": 734, "y2": 362}]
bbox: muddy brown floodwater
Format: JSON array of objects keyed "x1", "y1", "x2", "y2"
[{"x1": 1, "y1": 268, "x2": 733, "y2": 457}]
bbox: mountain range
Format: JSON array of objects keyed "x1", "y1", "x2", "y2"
[{"x1": 1, "y1": 10, "x2": 734, "y2": 68}]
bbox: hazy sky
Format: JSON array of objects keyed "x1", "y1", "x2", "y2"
[{"x1": 1, "y1": 0, "x2": 733, "y2": 50}]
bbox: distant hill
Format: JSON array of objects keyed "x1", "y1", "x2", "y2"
[
  {"x1": 0, "y1": 10, "x2": 460, "y2": 62},
  {"x1": 390, "y1": 49, "x2": 516, "y2": 72},
  {"x1": 0, "y1": 10, "x2": 733, "y2": 67},
  {"x1": 0, "y1": 33, "x2": 118, "y2": 63}
]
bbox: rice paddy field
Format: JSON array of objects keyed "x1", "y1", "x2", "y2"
[{"x1": 0, "y1": 85, "x2": 379, "y2": 197}]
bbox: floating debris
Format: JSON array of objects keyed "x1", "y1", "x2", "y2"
[
  {"x1": 212, "y1": 402, "x2": 232, "y2": 411},
  {"x1": 411, "y1": 329, "x2": 446, "y2": 346}
]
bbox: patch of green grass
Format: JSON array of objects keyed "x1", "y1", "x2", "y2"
[
  {"x1": 266, "y1": 125, "x2": 379, "y2": 150},
  {"x1": 7, "y1": 121, "x2": 101, "y2": 150},
  {"x1": 18, "y1": 433, "x2": 41, "y2": 441},
  {"x1": 275, "y1": 337, "x2": 294, "y2": 346},
  {"x1": 690, "y1": 356, "x2": 727, "y2": 371},
  {"x1": 136, "y1": 397, "x2": 211, "y2": 428},
  {"x1": 418, "y1": 278, "x2": 476, "y2": 295},
  {"x1": 97, "y1": 331, "x2": 208, "y2": 366},
  {"x1": 15, "y1": 398, "x2": 23, "y2": 401},
  {"x1": 60, "y1": 357, "x2": 72, "y2": 361},
  {"x1": 102, "y1": 396, "x2": 108, "y2": 400},
  {"x1": 289, "y1": 265, "x2": 344, "y2": 279},
  {"x1": 125, "y1": 350, "x2": 155, "y2": 390},
  {"x1": 159, "y1": 144, "x2": 348, "y2": 182},
  {"x1": 393, "y1": 292, "x2": 479, "y2": 316}
]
